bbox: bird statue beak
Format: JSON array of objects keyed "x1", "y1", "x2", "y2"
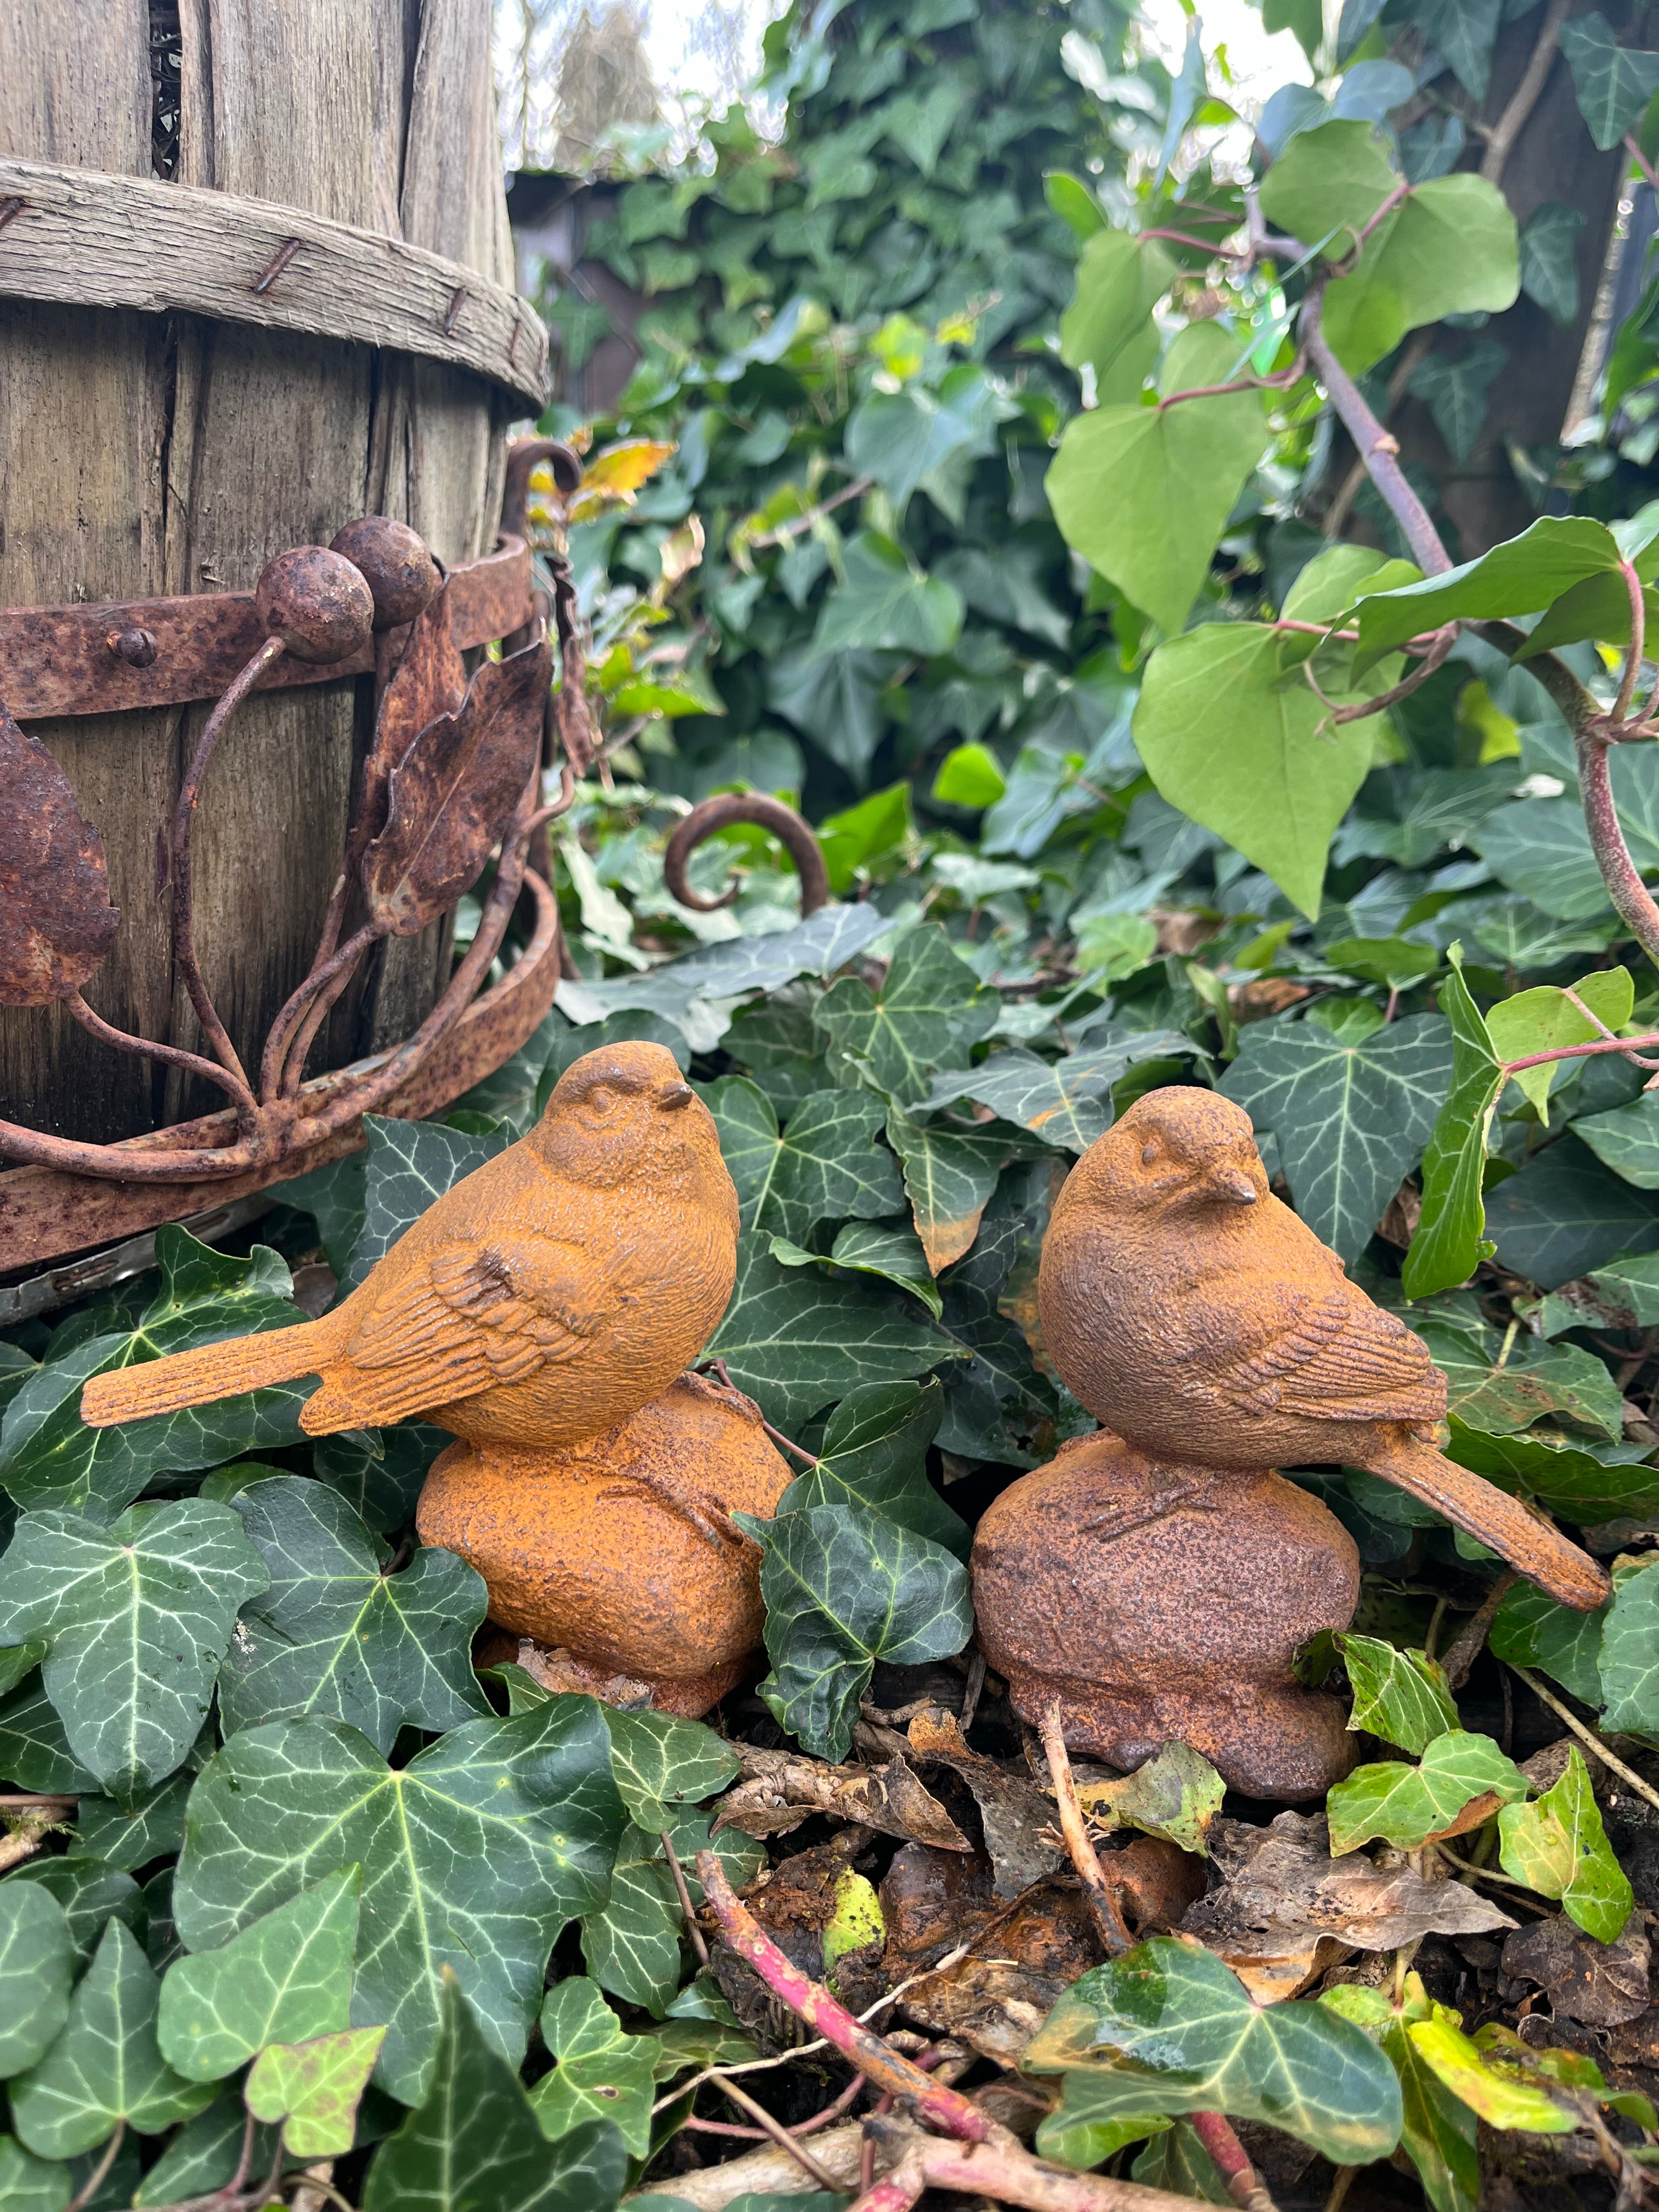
[
  {"x1": 659, "y1": 1082, "x2": 696, "y2": 1111},
  {"x1": 1209, "y1": 1166, "x2": 1259, "y2": 1205}
]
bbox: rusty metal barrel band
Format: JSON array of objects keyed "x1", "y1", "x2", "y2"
[
  {"x1": 1, "y1": 536, "x2": 534, "y2": 720},
  {"x1": 0, "y1": 156, "x2": 549, "y2": 407}
]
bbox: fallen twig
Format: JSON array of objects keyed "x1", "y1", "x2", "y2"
[
  {"x1": 1037, "y1": 1700, "x2": 1133, "y2": 1956},
  {"x1": 1503, "y1": 1663, "x2": 1659, "y2": 1815}
]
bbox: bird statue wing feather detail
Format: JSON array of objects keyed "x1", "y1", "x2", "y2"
[{"x1": 1216, "y1": 1283, "x2": 1444, "y2": 1427}]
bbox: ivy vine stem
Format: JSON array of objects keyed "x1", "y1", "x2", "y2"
[{"x1": 1299, "y1": 282, "x2": 1449, "y2": 578}]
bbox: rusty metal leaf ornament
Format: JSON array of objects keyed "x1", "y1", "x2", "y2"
[
  {"x1": 0, "y1": 702, "x2": 120, "y2": 1006},
  {"x1": 362, "y1": 631, "x2": 551, "y2": 938},
  {"x1": 357, "y1": 580, "x2": 469, "y2": 848}
]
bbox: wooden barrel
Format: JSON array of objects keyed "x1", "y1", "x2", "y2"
[{"x1": 0, "y1": 1, "x2": 544, "y2": 1163}]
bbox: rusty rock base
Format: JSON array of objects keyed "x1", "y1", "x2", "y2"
[
  {"x1": 972, "y1": 1431, "x2": 1360, "y2": 1801},
  {"x1": 416, "y1": 1369, "x2": 790, "y2": 1717}
]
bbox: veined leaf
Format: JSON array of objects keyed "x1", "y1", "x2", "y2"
[
  {"x1": 245, "y1": 2026, "x2": 387, "y2": 2159},
  {"x1": 1320, "y1": 1977, "x2": 1480, "y2": 2212},
  {"x1": 699, "y1": 1079, "x2": 905, "y2": 1241},
  {"x1": 1339, "y1": 1636, "x2": 1460, "y2": 1754},
  {"x1": 777, "y1": 1377, "x2": 969, "y2": 1558},
  {"x1": 156, "y1": 1867, "x2": 359, "y2": 2082},
  {"x1": 579, "y1": 1815, "x2": 762, "y2": 2015},
  {"x1": 815, "y1": 922, "x2": 997, "y2": 1104},
  {"x1": 1074, "y1": 1741, "x2": 1226, "y2": 1855},
  {"x1": 809, "y1": 532, "x2": 962, "y2": 658},
  {"x1": 218, "y1": 1476, "x2": 489, "y2": 1753},
  {"x1": 1498, "y1": 1746, "x2": 1634, "y2": 1942},
  {"x1": 1402, "y1": 949, "x2": 1503, "y2": 1297},
  {"x1": 884, "y1": 1105, "x2": 1008, "y2": 1273},
  {"x1": 1596, "y1": 1554, "x2": 1659, "y2": 1735},
  {"x1": 1483, "y1": 968, "x2": 1632, "y2": 1122},
  {"x1": 1058, "y1": 229, "x2": 1176, "y2": 400},
  {"x1": 599, "y1": 1710, "x2": 739, "y2": 1833},
  {"x1": 1488, "y1": 1580, "x2": 1607, "y2": 1706},
  {"x1": 1022, "y1": 1937, "x2": 1403, "y2": 2164},
  {"x1": 1326, "y1": 1731, "x2": 1529, "y2": 1853},
  {"x1": 0, "y1": 1885, "x2": 75, "y2": 2080},
  {"x1": 738, "y1": 1502, "x2": 973, "y2": 1760},
  {"x1": 923, "y1": 1033, "x2": 1191, "y2": 1154},
  {"x1": 529, "y1": 1978, "x2": 661, "y2": 2158},
  {"x1": 1408, "y1": 2017, "x2": 1574, "y2": 2132},
  {"x1": 0, "y1": 1502, "x2": 268, "y2": 1803},
  {"x1": 1559, "y1": 11, "x2": 1659, "y2": 148},
  {"x1": 1351, "y1": 515, "x2": 1629, "y2": 673}
]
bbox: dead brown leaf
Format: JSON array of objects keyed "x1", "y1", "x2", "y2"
[
  {"x1": 0, "y1": 703, "x2": 119, "y2": 1007},
  {"x1": 1502, "y1": 1914, "x2": 1652, "y2": 2027},
  {"x1": 908, "y1": 1711, "x2": 1065, "y2": 1897},
  {"x1": 714, "y1": 1743, "x2": 970, "y2": 1852},
  {"x1": 1181, "y1": 1812, "x2": 1516, "y2": 2002}
]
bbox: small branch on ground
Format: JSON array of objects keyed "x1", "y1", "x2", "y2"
[{"x1": 1037, "y1": 1701, "x2": 1133, "y2": 1956}]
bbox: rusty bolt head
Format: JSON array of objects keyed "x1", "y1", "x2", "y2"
[
  {"x1": 254, "y1": 546, "x2": 375, "y2": 664},
  {"x1": 329, "y1": 516, "x2": 442, "y2": 630},
  {"x1": 106, "y1": 625, "x2": 159, "y2": 668}
]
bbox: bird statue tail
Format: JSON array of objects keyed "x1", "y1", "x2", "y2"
[
  {"x1": 80, "y1": 1318, "x2": 337, "y2": 1429},
  {"x1": 1366, "y1": 1431, "x2": 1609, "y2": 1612}
]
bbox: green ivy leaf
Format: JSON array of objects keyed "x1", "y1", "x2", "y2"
[
  {"x1": 3, "y1": 1863, "x2": 142, "y2": 1970},
  {"x1": 884, "y1": 1105, "x2": 1009, "y2": 1274},
  {"x1": 1444, "y1": 1421, "x2": 1655, "y2": 1520},
  {"x1": 703, "y1": 1231, "x2": 952, "y2": 1431},
  {"x1": 738, "y1": 1502, "x2": 973, "y2": 1759},
  {"x1": 1131, "y1": 619, "x2": 1390, "y2": 919},
  {"x1": 529, "y1": 1979, "x2": 661, "y2": 2158},
  {"x1": 1519, "y1": 204, "x2": 1585, "y2": 325},
  {"x1": 1319, "y1": 1978, "x2": 1480, "y2": 2212},
  {"x1": 815, "y1": 923, "x2": 997, "y2": 1104},
  {"x1": 0, "y1": 1886, "x2": 75, "y2": 2080},
  {"x1": 777, "y1": 1377, "x2": 969, "y2": 1558},
  {"x1": 1589, "y1": 1554, "x2": 1659, "y2": 1735},
  {"x1": 173, "y1": 1702, "x2": 627, "y2": 2104},
  {"x1": 1489, "y1": 1581, "x2": 1606, "y2": 1706},
  {"x1": 1407, "y1": 2017, "x2": 1575, "y2": 2133},
  {"x1": 1022, "y1": 1937, "x2": 1403, "y2": 2164},
  {"x1": 1484, "y1": 968, "x2": 1631, "y2": 1122},
  {"x1": 1406, "y1": 340, "x2": 1506, "y2": 465},
  {"x1": 1220, "y1": 1013, "x2": 1452, "y2": 1262},
  {"x1": 844, "y1": 377, "x2": 995, "y2": 509},
  {"x1": 923, "y1": 1034, "x2": 1190, "y2": 1154},
  {"x1": 1047, "y1": 321, "x2": 1268, "y2": 636},
  {"x1": 1483, "y1": 1135, "x2": 1659, "y2": 1291},
  {"x1": 0, "y1": 1680, "x2": 95, "y2": 1797},
  {"x1": 771, "y1": 1220, "x2": 945, "y2": 1319},
  {"x1": 0, "y1": 2136, "x2": 72, "y2": 2212},
  {"x1": 600, "y1": 1711, "x2": 739, "y2": 1833},
  {"x1": 1326, "y1": 1731, "x2": 1530, "y2": 1853},
  {"x1": 1058, "y1": 229, "x2": 1175, "y2": 400},
  {"x1": 1559, "y1": 10, "x2": 1659, "y2": 148},
  {"x1": 9, "y1": 1920, "x2": 213, "y2": 2159},
  {"x1": 245, "y1": 2025, "x2": 387, "y2": 2158},
  {"x1": 1402, "y1": 949, "x2": 1503, "y2": 1297},
  {"x1": 0, "y1": 1502, "x2": 268, "y2": 1803},
  {"x1": 1351, "y1": 515, "x2": 1629, "y2": 673},
  {"x1": 311, "y1": 1424, "x2": 452, "y2": 1537},
  {"x1": 1322, "y1": 174, "x2": 1519, "y2": 373},
  {"x1": 1035, "y1": 2076, "x2": 1171, "y2": 2172},
  {"x1": 1573, "y1": 1088, "x2": 1659, "y2": 1188},
  {"x1": 1339, "y1": 1636, "x2": 1460, "y2": 1754},
  {"x1": 809, "y1": 532, "x2": 963, "y2": 658},
  {"x1": 77, "y1": 1772, "x2": 193, "y2": 1872},
  {"x1": 0, "y1": 1231, "x2": 312, "y2": 1522},
  {"x1": 579, "y1": 1817, "x2": 763, "y2": 2015},
  {"x1": 156, "y1": 1867, "x2": 359, "y2": 2082},
  {"x1": 344, "y1": 1118, "x2": 511, "y2": 1293},
  {"x1": 218, "y1": 1476, "x2": 489, "y2": 1753},
  {"x1": 363, "y1": 1972, "x2": 625, "y2": 2212},
  {"x1": 699, "y1": 1079, "x2": 905, "y2": 1240}
]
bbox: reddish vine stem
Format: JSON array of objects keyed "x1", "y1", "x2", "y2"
[{"x1": 1301, "y1": 281, "x2": 1449, "y2": 578}]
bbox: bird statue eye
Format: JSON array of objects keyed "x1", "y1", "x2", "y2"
[
  {"x1": 1141, "y1": 1143, "x2": 1159, "y2": 1166},
  {"x1": 585, "y1": 1084, "x2": 617, "y2": 1118}
]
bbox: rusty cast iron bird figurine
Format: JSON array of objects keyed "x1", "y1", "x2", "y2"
[
  {"x1": 1037, "y1": 1087, "x2": 1609, "y2": 1613},
  {"x1": 82, "y1": 1042, "x2": 739, "y2": 1449}
]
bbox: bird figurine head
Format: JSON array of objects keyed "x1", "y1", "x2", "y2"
[
  {"x1": 529, "y1": 1039, "x2": 726, "y2": 1197},
  {"x1": 1066, "y1": 1087, "x2": 1269, "y2": 1220}
]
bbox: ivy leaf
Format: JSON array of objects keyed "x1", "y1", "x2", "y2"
[
  {"x1": 1572, "y1": 1088, "x2": 1659, "y2": 1187},
  {"x1": 815, "y1": 923, "x2": 997, "y2": 1104},
  {"x1": 156, "y1": 1867, "x2": 358, "y2": 2082},
  {"x1": 1351, "y1": 515, "x2": 1628, "y2": 673},
  {"x1": 1402, "y1": 949, "x2": 1503, "y2": 1298},
  {"x1": 245, "y1": 2026, "x2": 387, "y2": 2158},
  {"x1": 1485, "y1": 968, "x2": 1632, "y2": 1122},
  {"x1": 0, "y1": 1680, "x2": 95, "y2": 1797},
  {"x1": 1326, "y1": 1731, "x2": 1530, "y2": 1854},
  {"x1": 1519, "y1": 204, "x2": 1585, "y2": 326},
  {"x1": 1482, "y1": 1135, "x2": 1659, "y2": 1290},
  {"x1": 217, "y1": 1476, "x2": 490, "y2": 1753},
  {"x1": 9, "y1": 1920, "x2": 213, "y2": 2158},
  {"x1": 703, "y1": 1232, "x2": 952, "y2": 1431},
  {"x1": 809, "y1": 532, "x2": 963, "y2": 658},
  {"x1": 923, "y1": 1034, "x2": 1191, "y2": 1154},
  {"x1": 311, "y1": 1423, "x2": 452, "y2": 1537},
  {"x1": 699, "y1": 1079, "x2": 904, "y2": 1240},
  {"x1": 0, "y1": 1502, "x2": 268, "y2": 1804},
  {"x1": 600, "y1": 1711, "x2": 739, "y2": 1833},
  {"x1": 1074, "y1": 1742, "x2": 1226, "y2": 1856},
  {"x1": 172, "y1": 1702, "x2": 627, "y2": 2103},
  {"x1": 579, "y1": 1817, "x2": 763, "y2": 2015},
  {"x1": 0, "y1": 2136, "x2": 73, "y2": 2212},
  {"x1": 1489, "y1": 1582, "x2": 1606, "y2": 1706},
  {"x1": 1132, "y1": 619, "x2": 1390, "y2": 919},
  {"x1": 844, "y1": 381, "x2": 991, "y2": 510},
  {"x1": 1409, "y1": 0, "x2": 1502, "y2": 99},
  {"x1": 362, "y1": 1972, "x2": 625, "y2": 2212},
  {"x1": 345, "y1": 1117, "x2": 510, "y2": 1293},
  {"x1": 772, "y1": 1221, "x2": 945, "y2": 1318},
  {"x1": 0, "y1": 1885, "x2": 75, "y2": 2079},
  {"x1": 1319, "y1": 1978, "x2": 1480, "y2": 2212},
  {"x1": 1431, "y1": 1331, "x2": 1625, "y2": 1441},
  {"x1": 1036, "y1": 2078, "x2": 1171, "y2": 2172},
  {"x1": 1407, "y1": 2017, "x2": 1575, "y2": 2132},
  {"x1": 1219, "y1": 1013, "x2": 1452, "y2": 1262},
  {"x1": 1022, "y1": 1937, "x2": 1403, "y2": 2164},
  {"x1": 1559, "y1": 11, "x2": 1659, "y2": 148},
  {"x1": 1339, "y1": 1636, "x2": 1460, "y2": 1754},
  {"x1": 1406, "y1": 341, "x2": 1506, "y2": 465},
  {"x1": 528, "y1": 1979, "x2": 661, "y2": 2158},
  {"x1": 884, "y1": 1106, "x2": 1009, "y2": 1273},
  {"x1": 1047, "y1": 321, "x2": 1268, "y2": 636},
  {"x1": 4, "y1": 1861, "x2": 143, "y2": 1970},
  {"x1": 738, "y1": 1503, "x2": 973, "y2": 1759},
  {"x1": 1598, "y1": 1555, "x2": 1659, "y2": 1737},
  {"x1": 1058, "y1": 229, "x2": 1176, "y2": 400},
  {"x1": 0, "y1": 1231, "x2": 312, "y2": 1522},
  {"x1": 777, "y1": 1378, "x2": 969, "y2": 1558}
]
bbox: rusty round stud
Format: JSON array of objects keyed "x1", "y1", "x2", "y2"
[
  {"x1": 329, "y1": 516, "x2": 442, "y2": 630},
  {"x1": 105, "y1": 625, "x2": 159, "y2": 669},
  {"x1": 253, "y1": 546, "x2": 376, "y2": 665}
]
